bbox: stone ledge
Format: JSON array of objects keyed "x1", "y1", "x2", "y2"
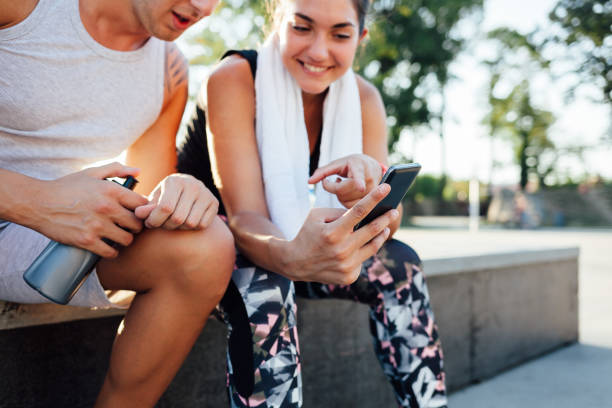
[
  {"x1": 1, "y1": 247, "x2": 580, "y2": 331},
  {"x1": 423, "y1": 247, "x2": 579, "y2": 276},
  {"x1": 0, "y1": 247, "x2": 579, "y2": 406},
  {"x1": 0, "y1": 301, "x2": 125, "y2": 331}
]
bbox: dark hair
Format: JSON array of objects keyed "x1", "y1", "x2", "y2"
[
  {"x1": 266, "y1": 0, "x2": 370, "y2": 35},
  {"x1": 353, "y1": 0, "x2": 369, "y2": 34}
]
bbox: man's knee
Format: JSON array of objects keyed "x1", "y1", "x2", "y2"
[{"x1": 156, "y1": 217, "x2": 235, "y2": 298}]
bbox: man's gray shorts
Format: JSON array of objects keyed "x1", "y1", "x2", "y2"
[{"x1": 0, "y1": 222, "x2": 120, "y2": 307}]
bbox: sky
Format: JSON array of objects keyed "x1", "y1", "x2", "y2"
[{"x1": 176, "y1": 0, "x2": 612, "y2": 186}]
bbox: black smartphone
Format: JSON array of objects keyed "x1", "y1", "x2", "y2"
[{"x1": 354, "y1": 163, "x2": 421, "y2": 230}]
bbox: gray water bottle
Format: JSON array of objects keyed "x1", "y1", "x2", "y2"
[{"x1": 23, "y1": 176, "x2": 138, "y2": 305}]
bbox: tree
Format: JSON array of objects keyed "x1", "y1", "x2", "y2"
[
  {"x1": 488, "y1": 80, "x2": 556, "y2": 189},
  {"x1": 356, "y1": 0, "x2": 483, "y2": 150},
  {"x1": 483, "y1": 29, "x2": 556, "y2": 190},
  {"x1": 548, "y1": 0, "x2": 612, "y2": 105}
]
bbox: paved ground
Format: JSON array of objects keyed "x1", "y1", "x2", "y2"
[{"x1": 395, "y1": 220, "x2": 612, "y2": 407}]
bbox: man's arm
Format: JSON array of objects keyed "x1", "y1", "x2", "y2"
[
  {"x1": 0, "y1": 169, "x2": 45, "y2": 226},
  {"x1": 0, "y1": 0, "x2": 39, "y2": 29},
  {"x1": 126, "y1": 43, "x2": 219, "y2": 231},
  {"x1": 125, "y1": 42, "x2": 188, "y2": 195}
]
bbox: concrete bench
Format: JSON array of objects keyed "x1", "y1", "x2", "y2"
[{"x1": 0, "y1": 247, "x2": 578, "y2": 407}]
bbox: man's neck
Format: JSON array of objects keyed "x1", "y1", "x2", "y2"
[{"x1": 80, "y1": 0, "x2": 150, "y2": 51}]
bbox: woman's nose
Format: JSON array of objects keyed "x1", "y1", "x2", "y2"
[{"x1": 307, "y1": 33, "x2": 329, "y2": 61}]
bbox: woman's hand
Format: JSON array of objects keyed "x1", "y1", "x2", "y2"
[
  {"x1": 134, "y1": 173, "x2": 219, "y2": 230},
  {"x1": 279, "y1": 183, "x2": 399, "y2": 285},
  {"x1": 308, "y1": 154, "x2": 384, "y2": 208}
]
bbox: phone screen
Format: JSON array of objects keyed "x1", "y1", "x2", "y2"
[{"x1": 354, "y1": 163, "x2": 421, "y2": 230}]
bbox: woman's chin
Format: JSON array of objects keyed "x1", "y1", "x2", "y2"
[{"x1": 298, "y1": 81, "x2": 331, "y2": 96}]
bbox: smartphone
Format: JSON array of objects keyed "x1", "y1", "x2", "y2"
[{"x1": 353, "y1": 163, "x2": 421, "y2": 230}]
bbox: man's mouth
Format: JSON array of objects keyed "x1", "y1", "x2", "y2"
[{"x1": 171, "y1": 11, "x2": 192, "y2": 29}]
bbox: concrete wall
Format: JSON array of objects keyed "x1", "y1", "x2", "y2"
[{"x1": 0, "y1": 248, "x2": 578, "y2": 407}]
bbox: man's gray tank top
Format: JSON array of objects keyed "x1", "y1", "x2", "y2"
[{"x1": 0, "y1": 0, "x2": 165, "y2": 181}]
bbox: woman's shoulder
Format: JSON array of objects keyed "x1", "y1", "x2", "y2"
[
  {"x1": 354, "y1": 73, "x2": 385, "y2": 116},
  {"x1": 207, "y1": 54, "x2": 255, "y2": 94}
]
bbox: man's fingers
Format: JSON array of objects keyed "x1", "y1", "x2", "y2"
[
  {"x1": 144, "y1": 183, "x2": 181, "y2": 228},
  {"x1": 197, "y1": 200, "x2": 219, "y2": 229},
  {"x1": 111, "y1": 207, "x2": 144, "y2": 234},
  {"x1": 115, "y1": 186, "x2": 149, "y2": 210},
  {"x1": 134, "y1": 203, "x2": 156, "y2": 220},
  {"x1": 103, "y1": 224, "x2": 135, "y2": 248},
  {"x1": 335, "y1": 183, "x2": 390, "y2": 231},
  {"x1": 83, "y1": 162, "x2": 140, "y2": 180},
  {"x1": 89, "y1": 239, "x2": 119, "y2": 259},
  {"x1": 161, "y1": 189, "x2": 196, "y2": 230}
]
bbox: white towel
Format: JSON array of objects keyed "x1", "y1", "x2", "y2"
[{"x1": 255, "y1": 34, "x2": 363, "y2": 240}]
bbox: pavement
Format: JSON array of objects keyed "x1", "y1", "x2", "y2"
[{"x1": 394, "y1": 219, "x2": 612, "y2": 408}]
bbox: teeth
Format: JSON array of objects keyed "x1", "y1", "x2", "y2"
[{"x1": 303, "y1": 63, "x2": 326, "y2": 73}]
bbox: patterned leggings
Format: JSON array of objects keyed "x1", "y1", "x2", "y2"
[{"x1": 220, "y1": 239, "x2": 447, "y2": 408}]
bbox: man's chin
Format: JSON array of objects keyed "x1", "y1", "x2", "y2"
[{"x1": 149, "y1": 26, "x2": 183, "y2": 41}]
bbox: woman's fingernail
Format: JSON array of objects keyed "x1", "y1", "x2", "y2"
[
  {"x1": 391, "y1": 209, "x2": 399, "y2": 218},
  {"x1": 384, "y1": 227, "x2": 390, "y2": 237}
]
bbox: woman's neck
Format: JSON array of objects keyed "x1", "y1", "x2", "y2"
[{"x1": 302, "y1": 90, "x2": 328, "y2": 153}]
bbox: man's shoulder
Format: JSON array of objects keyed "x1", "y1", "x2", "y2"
[
  {"x1": 162, "y1": 42, "x2": 188, "y2": 107},
  {"x1": 0, "y1": 0, "x2": 39, "y2": 29}
]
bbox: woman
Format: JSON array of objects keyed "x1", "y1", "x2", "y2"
[{"x1": 178, "y1": 0, "x2": 446, "y2": 406}]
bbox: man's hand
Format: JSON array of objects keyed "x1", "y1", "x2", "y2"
[
  {"x1": 134, "y1": 173, "x2": 219, "y2": 230},
  {"x1": 35, "y1": 162, "x2": 148, "y2": 258},
  {"x1": 308, "y1": 154, "x2": 384, "y2": 208},
  {"x1": 281, "y1": 183, "x2": 399, "y2": 285}
]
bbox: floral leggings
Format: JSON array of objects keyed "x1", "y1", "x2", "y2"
[{"x1": 219, "y1": 239, "x2": 447, "y2": 408}]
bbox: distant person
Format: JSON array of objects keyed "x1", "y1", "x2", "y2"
[
  {"x1": 0, "y1": 0, "x2": 235, "y2": 406},
  {"x1": 177, "y1": 0, "x2": 447, "y2": 406}
]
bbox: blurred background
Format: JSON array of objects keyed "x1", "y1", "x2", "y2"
[{"x1": 176, "y1": 0, "x2": 612, "y2": 230}]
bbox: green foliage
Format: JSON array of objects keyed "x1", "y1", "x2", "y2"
[
  {"x1": 405, "y1": 173, "x2": 443, "y2": 202},
  {"x1": 356, "y1": 0, "x2": 483, "y2": 150},
  {"x1": 548, "y1": 0, "x2": 612, "y2": 104},
  {"x1": 186, "y1": 0, "x2": 267, "y2": 67},
  {"x1": 484, "y1": 29, "x2": 557, "y2": 190}
]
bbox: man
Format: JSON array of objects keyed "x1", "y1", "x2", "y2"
[{"x1": 0, "y1": 0, "x2": 234, "y2": 406}]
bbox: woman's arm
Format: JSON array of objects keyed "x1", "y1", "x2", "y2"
[
  {"x1": 205, "y1": 56, "x2": 287, "y2": 272},
  {"x1": 206, "y1": 57, "x2": 397, "y2": 284}
]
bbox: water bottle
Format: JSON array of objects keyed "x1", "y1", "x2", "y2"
[{"x1": 23, "y1": 176, "x2": 138, "y2": 305}]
